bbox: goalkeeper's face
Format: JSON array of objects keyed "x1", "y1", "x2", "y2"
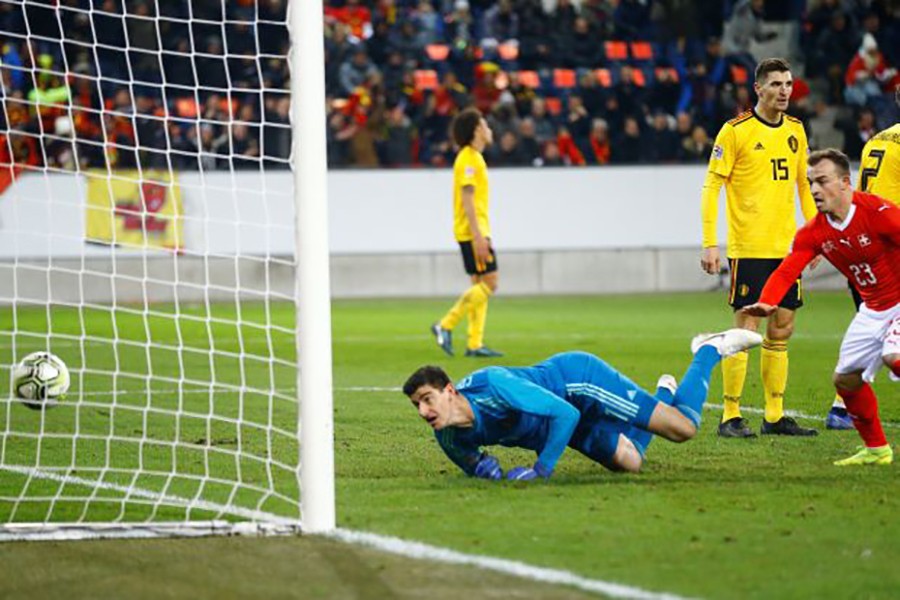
[{"x1": 409, "y1": 383, "x2": 454, "y2": 430}]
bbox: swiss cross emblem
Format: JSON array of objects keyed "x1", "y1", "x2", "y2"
[
  {"x1": 858, "y1": 234, "x2": 871, "y2": 247},
  {"x1": 822, "y1": 241, "x2": 836, "y2": 253}
]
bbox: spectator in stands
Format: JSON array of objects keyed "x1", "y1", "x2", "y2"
[
  {"x1": 814, "y1": 10, "x2": 861, "y2": 103},
  {"x1": 528, "y1": 97, "x2": 557, "y2": 145},
  {"x1": 367, "y1": 19, "x2": 393, "y2": 67},
  {"x1": 722, "y1": 0, "x2": 776, "y2": 77},
  {"x1": 490, "y1": 130, "x2": 528, "y2": 166},
  {"x1": 563, "y1": 94, "x2": 591, "y2": 152},
  {"x1": 516, "y1": 117, "x2": 543, "y2": 166},
  {"x1": 472, "y1": 64, "x2": 502, "y2": 114},
  {"x1": 585, "y1": 118, "x2": 611, "y2": 166},
  {"x1": 331, "y1": 0, "x2": 373, "y2": 42},
  {"x1": 679, "y1": 124, "x2": 713, "y2": 163},
  {"x1": 539, "y1": 139, "x2": 565, "y2": 167},
  {"x1": 613, "y1": 66, "x2": 646, "y2": 120},
  {"x1": 581, "y1": 0, "x2": 616, "y2": 39},
  {"x1": 382, "y1": 101, "x2": 418, "y2": 166},
  {"x1": 612, "y1": 115, "x2": 644, "y2": 164},
  {"x1": 644, "y1": 111, "x2": 680, "y2": 163},
  {"x1": 414, "y1": 1, "x2": 444, "y2": 47},
  {"x1": 839, "y1": 106, "x2": 877, "y2": 158},
  {"x1": 844, "y1": 33, "x2": 899, "y2": 107},
  {"x1": 549, "y1": 0, "x2": 579, "y2": 49},
  {"x1": 562, "y1": 16, "x2": 602, "y2": 70},
  {"x1": 389, "y1": 19, "x2": 424, "y2": 64},
  {"x1": 339, "y1": 47, "x2": 381, "y2": 97},
  {"x1": 482, "y1": 0, "x2": 518, "y2": 44},
  {"x1": 647, "y1": 67, "x2": 681, "y2": 116},
  {"x1": 579, "y1": 70, "x2": 606, "y2": 117},
  {"x1": 444, "y1": 0, "x2": 474, "y2": 51},
  {"x1": 517, "y1": 0, "x2": 555, "y2": 70},
  {"x1": 614, "y1": 0, "x2": 652, "y2": 41}
]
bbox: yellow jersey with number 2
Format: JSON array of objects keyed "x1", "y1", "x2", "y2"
[{"x1": 858, "y1": 123, "x2": 900, "y2": 204}]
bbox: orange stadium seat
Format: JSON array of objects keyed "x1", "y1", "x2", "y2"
[
  {"x1": 174, "y1": 97, "x2": 198, "y2": 118},
  {"x1": 604, "y1": 41, "x2": 628, "y2": 61},
  {"x1": 730, "y1": 64, "x2": 749, "y2": 85},
  {"x1": 498, "y1": 42, "x2": 519, "y2": 61},
  {"x1": 414, "y1": 69, "x2": 439, "y2": 90},
  {"x1": 630, "y1": 41, "x2": 653, "y2": 61},
  {"x1": 516, "y1": 70, "x2": 541, "y2": 89},
  {"x1": 632, "y1": 69, "x2": 646, "y2": 87},
  {"x1": 544, "y1": 97, "x2": 562, "y2": 116},
  {"x1": 552, "y1": 68, "x2": 577, "y2": 89}
]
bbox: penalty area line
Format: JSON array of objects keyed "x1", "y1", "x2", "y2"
[{"x1": 328, "y1": 528, "x2": 693, "y2": 600}]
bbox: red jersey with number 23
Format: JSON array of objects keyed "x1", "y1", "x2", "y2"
[{"x1": 760, "y1": 191, "x2": 900, "y2": 311}]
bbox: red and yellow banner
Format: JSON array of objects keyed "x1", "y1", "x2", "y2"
[{"x1": 85, "y1": 170, "x2": 183, "y2": 250}]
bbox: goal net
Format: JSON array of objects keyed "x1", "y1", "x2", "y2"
[{"x1": 0, "y1": 0, "x2": 334, "y2": 539}]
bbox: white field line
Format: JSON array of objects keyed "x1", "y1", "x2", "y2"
[
  {"x1": 0, "y1": 463, "x2": 692, "y2": 600},
  {"x1": 327, "y1": 528, "x2": 693, "y2": 600}
]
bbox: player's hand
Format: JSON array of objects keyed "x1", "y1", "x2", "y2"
[
  {"x1": 807, "y1": 255, "x2": 823, "y2": 271},
  {"x1": 741, "y1": 302, "x2": 776, "y2": 317},
  {"x1": 506, "y1": 461, "x2": 551, "y2": 481},
  {"x1": 474, "y1": 455, "x2": 503, "y2": 480},
  {"x1": 473, "y1": 236, "x2": 491, "y2": 271},
  {"x1": 700, "y1": 247, "x2": 720, "y2": 275}
]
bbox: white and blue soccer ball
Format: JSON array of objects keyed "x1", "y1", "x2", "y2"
[{"x1": 11, "y1": 351, "x2": 70, "y2": 409}]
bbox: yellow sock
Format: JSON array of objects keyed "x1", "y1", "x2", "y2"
[
  {"x1": 439, "y1": 283, "x2": 484, "y2": 330},
  {"x1": 465, "y1": 283, "x2": 491, "y2": 350},
  {"x1": 721, "y1": 351, "x2": 748, "y2": 421},
  {"x1": 761, "y1": 338, "x2": 788, "y2": 423}
]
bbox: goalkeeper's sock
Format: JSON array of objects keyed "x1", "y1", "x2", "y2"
[
  {"x1": 439, "y1": 282, "x2": 483, "y2": 331},
  {"x1": 672, "y1": 345, "x2": 721, "y2": 427},
  {"x1": 761, "y1": 338, "x2": 788, "y2": 423},
  {"x1": 838, "y1": 383, "x2": 887, "y2": 448},
  {"x1": 721, "y1": 351, "x2": 748, "y2": 422},
  {"x1": 465, "y1": 282, "x2": 492, "y2": 350}
]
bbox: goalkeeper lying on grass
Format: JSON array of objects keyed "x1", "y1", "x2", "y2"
[{"x1": 403, "y1": 329, "x2": 762, "y2": 480}]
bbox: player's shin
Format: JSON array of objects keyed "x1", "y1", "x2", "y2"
[
  {"x1": 440, "y1": 283, "x2": 483, "y2": 330},
  {"x1": 761, "y1": 339, "x2": 788, "y2": 422},
  {"x1": 673, "y1": 346, "x2": 721, "y2": 427},
  {"x1": 465, "y1": 282, "x2": 491, "y2": 349},
  {"x1": 837, "y1": 383, "x2": 888, "y2": 448},
  {"x1": 721, "y1": 351, "x2": 748, "y2": 421}
]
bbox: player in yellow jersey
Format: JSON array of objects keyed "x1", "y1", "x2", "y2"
[
  {"x1": 700, "y1": 58, "x2": 819, "y2": 438},
  {"x1": 430, "y1": 107, "x2": 503, "y2": 358},
  {"x1": 825, "y1": 88, "x2": 900, "y2": 430}
]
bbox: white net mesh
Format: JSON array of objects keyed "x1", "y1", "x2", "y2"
[{"x1": 0, "y1": 0, "x2": 305, "y2": 530}]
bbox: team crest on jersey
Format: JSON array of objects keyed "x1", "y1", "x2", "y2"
[
  {"x1": 739, "y1": 284, "x2": 750, "y2": 297},
  {"x1": 787, "y1": 135, "x2": 798, "y2": 153},
  {"x1": 753, "y1": 142, "x2": 765, "y2": 150},
  {"x1": 464, "y1": 166, "x2": 475, "y2": 177},
  {"x1": 712, "y1": 144, "x2": 724, "y2": 159},
  {"x1": 822, "y1": 241, "x2": 836, "y2": 253}
]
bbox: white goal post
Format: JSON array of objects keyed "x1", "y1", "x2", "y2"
[{"x1": 0, "y1": 0, "x2": 334, "y2": 539}]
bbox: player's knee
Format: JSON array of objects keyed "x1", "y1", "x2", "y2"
[
  {"x1": 670, "y1": 421, "x2": 697, "y2": 443},
  {"x1": 833, "y1": 371, "x2": 863, "y2": 391}
]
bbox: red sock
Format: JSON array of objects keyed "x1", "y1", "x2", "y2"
[{"x1": 837, "y1": 384, "x2": 887, "y2": 448}]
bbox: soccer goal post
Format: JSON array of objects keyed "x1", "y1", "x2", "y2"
[{"x1": 0, "y1": 0, "x2": 334, "y2": 539}]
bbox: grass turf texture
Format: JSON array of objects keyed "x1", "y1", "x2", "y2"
[{"x1": 1, "y1": 292, "x2": 898, "y2": 599}]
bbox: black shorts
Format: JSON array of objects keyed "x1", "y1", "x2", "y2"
[
  {"x1": 459, "y1": 240, "x2": 498, "y2": 275},
  {"x1": 727, "y1": 257, "x2": 803, "y2": 310}
]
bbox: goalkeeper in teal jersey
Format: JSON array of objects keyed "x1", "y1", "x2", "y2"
[{"x1": 403, "y1": 329, "x2": 762, "y2": 480}]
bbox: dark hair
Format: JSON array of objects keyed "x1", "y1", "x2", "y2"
[
  {"x1": 402, "y1": 365, "x2": 451, "y2": 397},
  {"x1": 451, "y1": 107, "x2": 482, "y2": 147},
  {"x1": 755, "y1": 57, "x2": 791, "y2": 83},
  {"x1": 808, "y1": 148, "x2": 851, "y2": 178}
]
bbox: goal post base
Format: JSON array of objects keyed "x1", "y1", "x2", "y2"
[{"x1": 0, "y1": 521, "x2": 303, "y2": 543}]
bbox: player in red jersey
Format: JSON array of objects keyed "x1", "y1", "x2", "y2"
[{"x1": 743, "y1": 149, "x2": 900, "y2": 466}]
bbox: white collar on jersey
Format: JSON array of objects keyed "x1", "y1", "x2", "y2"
[{"x1": 826, "y1": 203, "x2": 857, "y2": 231}]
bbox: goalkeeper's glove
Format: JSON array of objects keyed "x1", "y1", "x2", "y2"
[
  {"x1": 473, "y1": 455, "x2": 503, "y2": 480},
  {"x1": 506, "y1": 461, "x2": 552, "y2": 481}
]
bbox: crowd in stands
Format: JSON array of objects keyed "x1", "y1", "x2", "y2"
[{"x1": 0, "y1": 0, "x2": 898, "y2": 175}]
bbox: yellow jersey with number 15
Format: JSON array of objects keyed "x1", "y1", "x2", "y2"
[
  {"x1": 705, "y1": 110, "x2": 816, "y2": 259},
  {"x1": 452, "y1": 146, "x2": 491, "y2": 242},
  {"x1": 858, "y1": 123, "x2": 900, "y2": 205}
]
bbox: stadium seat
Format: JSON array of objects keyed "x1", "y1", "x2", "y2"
[
  {"x1": 730, "y1": 64, "x2": 749, "y2": 85},
  {"x1": 498, "y1": 42, "x2": 519, "y2": 62},
  {"x1": 630, "y1": 41, "x2": 653, "y2": 62},
  {"x1": 174, "y1": 97, "x2": 198, "y2": 118},
  {"x1": 414, "y1": 69, "x2": 439, "y2": 90},
  {"x1": 632, "y1": 69, "x2": 647, "y2": 87},
  {"x1": 552, "y1": 68, "x2": 577, "y2": 89},
  {"x1": 594, "y1": 68, "x2": 612, "y2": 88},
  {"x1": 515, "y1": 70, "x2": 541, "y2": 89},
  {"x1": 544, "y1": 97, "x2": 562, "y2": 116},
  {"x1": 604, "y1": 41, "x2": 628, "y2": 62},
  {"x1": 425, "y1": 44, "x2": 450, "y2": 62}
]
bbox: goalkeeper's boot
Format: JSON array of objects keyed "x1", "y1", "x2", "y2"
[
  {"x1": 691, "y1": 328, "x2": 763, "y2": 358},
  {"x1": 430, "y1": 323, "x2": 454, "y2": 357},
  {"x1": 718, "y1": 416, "x2": 757, "y2": 438},
  {"x1": 760, "y1": 415, "x2": 818, "y2": 436},
  {"x1": 834, "y1": 445, "x2": 893, "y2": 466},
  {"x1": 825, "y1": 407, "x2": 855, "y2": 430},
  {"x1": 465, "y1": 346, "x2": 504, "y2": 358}
]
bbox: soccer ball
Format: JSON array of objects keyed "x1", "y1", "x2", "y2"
[{"x1": 11, "y1": 351, "x2": 70, "y2": 410}]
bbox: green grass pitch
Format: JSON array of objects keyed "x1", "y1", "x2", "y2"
[{"x1": 1, "y1": 292, "x2": 898, "y2": 599}]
